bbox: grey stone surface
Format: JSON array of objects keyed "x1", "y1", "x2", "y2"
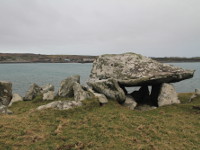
[
  {"x1": 42, "y1": 84, "x2": 54, "y2": 94},
  {"x1": 9, "y1": 93, "x2": 23, "y2": 106},
  {"x1": 195, "y1": 89, "x2": 200, "y2": 95},
  {"x1": 123, "y1": 95, "x2": 137, "y2": 110},
  {"x1": 0, "y1": 105, "x2": 13, "y2": 114},
  {"x1": 90, "y1": 53, "x2": 194, "y2": 86},
  {"x1": 43, "y1": 91, "x2": 55, "y2": 100},
  {"x1": 37, "y1": 100, "x2": 82, "y2": 111},
  {"x1": 0, "y1": 81, "x2": 12, "y2": 106},
  {"x1": 58, "y1": 75, "x2": 80, "y2": 97},
  {"x1": 88, "y1": 78, "x2": 126, "y2": 104},
  {"x1": 73, "y1": 82, "x2": 93, "y2": 101},
  {"x1": 157, "y1": 83, "x2": 180, "y2": 107},
  {"x1": 24, "y1": 83, "x2": 42, "y2": 101}
]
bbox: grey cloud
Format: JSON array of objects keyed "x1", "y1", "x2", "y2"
[{"x1": 0, "y1": 0, "x2": 199, "y2": 56}]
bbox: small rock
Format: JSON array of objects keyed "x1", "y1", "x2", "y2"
[
  {"x1": 9, "y1": 93, "x2": 23, "y2": 107},
  {"x1": 0, "y1": 105, "x2": 13, "y2": 114},
  {"x1": 73, "y1": 82, "x2": 93, "y2": 101},
  {"x1": 195, "y1": 89, "x2": 200, "y2": 96},
  {"x1": 0, "y1": 81, "x2": 12, "y2": 106},
  {"x1": 37, "y1": 101, "x2": 61, "y2": 110},
  {"x1": 43, "y1": 91, "x2": 55, "y2": 100},
  {"x1": 123, "y1": 95, "x2": 137, "y2": 110},
  {"x1": 37, "y1": 100, "x2": 82, "y2": 111},
  {"x1": 42, "y1": 84, "x2": 54, "y2": 94}
]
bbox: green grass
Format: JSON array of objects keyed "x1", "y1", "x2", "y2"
[{"x1": 0, "y1": 93, "x2": 200, "y2": 150}]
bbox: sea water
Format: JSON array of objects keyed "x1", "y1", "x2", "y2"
[{"x1": 0, "y1": 63, "x2": 199, "y2": 96}]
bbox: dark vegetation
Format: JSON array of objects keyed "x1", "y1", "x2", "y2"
[{"x1": 0, "y1": 93, "x2": 200, "y2": 149}]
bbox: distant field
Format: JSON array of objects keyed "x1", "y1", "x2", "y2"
[{"x1": 0, "y1": 93, "x2": 200, "y2": 149}]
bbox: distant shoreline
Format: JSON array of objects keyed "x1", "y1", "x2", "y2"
[{"x1": 0, "y1": 53, "x2": 200, "y2": 64}]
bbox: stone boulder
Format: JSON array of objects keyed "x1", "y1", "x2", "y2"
[
  {"x1": 9, "y1": 93, "x2": 23, "y2": 107},
  {"x1": 24, "y1": 83, "x2": 42, "y2": 101},
  {"x1": 0, "y1": 105, "x2": 13, "y2": 114},
  {"x1": 37, "y1": 100, "x2": 82, "y2": 111},
  {"x1": 41, "y1": 84, "x2": 54, "y2": 94},
  {"x1": 157, "y1": 83, "x2": 180, "y2": 107},
  {"x1": 89, "y1": 89, "x2": 108, "y2": 105},
  {"x1": 73, "y1": 82, "x2": 93, "y2": 101},
  {"x1": 189, "y1": 89, "x2": 200, "y2": 102},
  {"x1": 43, "y1": 91, "x2": 55, "y2": 100},
  {"x1": 0, "y1": 81, "x2": 12, "y2": 106},
  {"x1": 88, "y1": 78, "x2": 126, "y2": 104},
  {"x1": 195, "y1": 89, "x2": 200, "y2": 96},
  {"x1": 90, "y1": 53, "x2": 194, "y2": 86},
  {"x1": 58, "y1": 75, "x2": 80, "y2": 97},
  {"x1": 88, "y1": 53, "x2": 194, "y2": 107},
  {"x1": 123, "y1": 95, "x2": 137, "y2": 110}
]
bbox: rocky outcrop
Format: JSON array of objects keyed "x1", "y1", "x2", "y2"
[
  {"x1": 24, "y1": 83, "x2": 42, "y2": 101},
  {"x1": 9, "y1": 93, "x2": 23, "y2": 106},
  {"x1": 37, "y1": 100, "x2": 82, "y2": 111},
  {"x1": 0, "y1": 81, "x2": 12, "y2": 106},
  {"x1": 58, "y1": 75, "x2": 80, "y2": 97},
  {"x1": 157, "y1": 83, "x2": 180, "y2": 107},
  {"x1": 88, "y1": 53, "x2": 194, "y2": 108},
  {"x1": 88, "y1": 78, "x2": 126, "y2": 104}
]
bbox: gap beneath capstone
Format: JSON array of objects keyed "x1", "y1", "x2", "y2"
[{"x1": 123, "y1": 85, "x2": 162, "y2": 107}]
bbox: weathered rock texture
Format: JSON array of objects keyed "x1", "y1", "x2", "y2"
[
  {"x1": 24, "y1": 83, "x2": 42, "y2": 101},
  {"x1": 88, "y1": 53, "x2": 194, "y2": 108},
  {"x1": 0, "y1": 81, "x2": 12, "y2": 106},
  {"x1": 157, "y1": 83, "x2": 180, "y2": 106},
  {"x1": 90, "y1": 53, "x2": 194, "y2": 86},
  {"x1": 73, "y1": 82, "x2": 93, "y2": 101},
  {"x1": 37, "y1": 100, "x2": 82, "y2": 111},
  {"x1": 9, "y1": 93, "x2": 23, "y2": 106},
  {"x1": 42, "y1": 84, "x2": 54, "y2": 94},
  {"x1": 58, "y1": 75, "x2": 80, "y2": 97},
  {"x1": 43, "y1": 91, "x2": 55, "y2": 100},
  {"x1": 88, "y1": 78, "x2": 126, "y2": 103},
  {"x1": 58, "y1": 75, "x2": 93, "y2": 101}
]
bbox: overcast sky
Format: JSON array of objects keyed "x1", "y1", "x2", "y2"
[{"x1": 0, "y1": 0, "x2": 199, "y2": 57}]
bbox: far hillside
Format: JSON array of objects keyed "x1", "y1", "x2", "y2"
[{"x1": 0, "y1": 53, "x2": 200, "y2": 63}]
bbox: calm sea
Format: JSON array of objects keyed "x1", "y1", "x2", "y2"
[{"x1": 0, "y1": 63, "x2": 199, "y2": 96}]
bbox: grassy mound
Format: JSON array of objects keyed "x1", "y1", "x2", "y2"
[{"x1": 0, "y1": 93, "x2": 200, "y2": 150}]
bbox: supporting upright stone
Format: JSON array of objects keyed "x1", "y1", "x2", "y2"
[{"x1": 157, "y1": 83, "x2": 180, "y2": 107}]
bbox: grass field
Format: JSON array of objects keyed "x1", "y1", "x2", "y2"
[{"x1": 0, "y1": 93, "x2": 200, "y2": 150}]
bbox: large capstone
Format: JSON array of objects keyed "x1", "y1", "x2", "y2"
[
  {"x1": 90, "y1": 53, "x2": 194, "y2": 86},
  {"x1": 88, "y1": 53, "x2": 194, "y2": 107}
]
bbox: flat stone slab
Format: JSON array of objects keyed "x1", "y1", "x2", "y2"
[{"x1": 90, "y1": 53, "x2": 195, "y2": 86}]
